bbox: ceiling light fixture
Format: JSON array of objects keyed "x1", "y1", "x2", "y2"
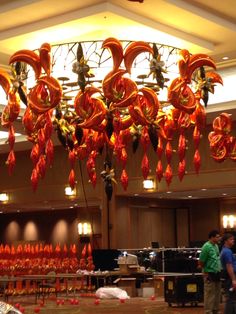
[
  {"x1": 65, "y1": 186, "x2": 76, "y2": 196},
  {"x1": 222, "y1": 56, "x2": 229, "y2": 60},
  {"x1": 223, "y1": 214, "x2": 235, "y2": 229},
  {"x1": 77, "y1": 222, "x2": 92, "y2": 235},
  {"x1": 0, "y1": 193, "x2": 9, "y2": 202},
  {"x1": 143, "y1": 179, "x2": 154, "y2": 190},
  {"x1": 0, "y1": 37, "x2": 222, "y2": 200}
]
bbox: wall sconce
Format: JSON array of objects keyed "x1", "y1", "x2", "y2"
[
  {"x1": 65, "y1": 186, "x2": 76, "y2": 196},
  {"x1": 77, "y1": 222, "x2": 92, "y2": 236},
  {"x1": 78, "y1": 222, "x2": 92, "y2": 243},
  {"x1": 143, "y1": 179, "x2": 154, "y2": 190},
  {"x1": 0, "y1": 193, "x2": 9, "y2": 202},
  {"x1": 223, "y1": 215, "x2": 236, "y2": 229}
]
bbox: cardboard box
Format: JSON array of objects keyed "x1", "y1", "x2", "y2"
[
  {"x1": 137, "y1": 288, "x2": 142, "y2": 297},
  {"x1": 119, "y1": 264, "x2": 130, "y2": 273},
  {"x1": 142, "y1": 287, "x2": 155, "y2": 298},
  {"x1": 119, "y1": 264, "x2": 139, "y2": 274},
  {"x1": 141, "y1": 278, "x2": 154, "y2": 288},
  {"x1": 141, "y1": 282, "x2": 152, "y2": 288},
  {"x1": 153, "y1": 276, "x2": 164, "y2": 297},
  {"x1": 140, "y1": 279, "x2": 154, "y2": 298},
  {"x1": 119, "y1": 286, "x2": 135, "y2": 297},
  {"x1": 116, "y1": 277, "x2": 136, "y2": 297}
]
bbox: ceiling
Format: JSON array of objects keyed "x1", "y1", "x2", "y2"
[
  {"x1": 137, "y1": 187, "x2": 236, "y2": 201},
  {"x1": 0, "y1": 0, "x2": 236, "y2": 108},
  {"x1": 0, "y1": 0, "x2": 236, "y2": 65},
  {"x1": 0, "y1": 0, "x2": 236, "y2": 209}
]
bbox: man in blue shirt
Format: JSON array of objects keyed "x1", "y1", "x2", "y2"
[{"x1": 220, "y1": 233, "x2": 236, "y2": 313}]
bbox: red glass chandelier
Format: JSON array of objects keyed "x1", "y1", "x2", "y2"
[{"x1": 0, "y1": 38, "x2": 223, "y2": 198}]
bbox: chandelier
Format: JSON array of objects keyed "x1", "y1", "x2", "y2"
[
  {"x1": 0, "y1": 38, "x2": 223, "y2": 199},
  {"x1": 46, "y1": 40, "x2": 180, "y2": 99}
]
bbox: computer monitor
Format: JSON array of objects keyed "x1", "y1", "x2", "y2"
[
  {"x1": 92, "y1": 249, "x2": 121, "y2": 271},
  {"x1": 151, "y1": 241, "x2": 160, "y2": 248}
]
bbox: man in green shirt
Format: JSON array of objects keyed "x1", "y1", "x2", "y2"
[{"x1": 199, "y1": 230, "x2": 222, "y2": 314}]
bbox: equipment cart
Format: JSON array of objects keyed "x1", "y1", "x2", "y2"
[{"x1": 164, "y1": 273, "x2": 203, "y2": 307}]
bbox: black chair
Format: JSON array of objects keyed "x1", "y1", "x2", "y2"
[
  {"x1": 35, "y1": 271, "x2": 57, "y2": 303},
  {"x1": 0, "y1": 276, "x2": 9, "y2": 302}
]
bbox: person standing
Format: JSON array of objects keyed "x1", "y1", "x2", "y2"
[
  {"x1": 199, "y1": 230, "x2": 222, "y2": 314},
  {"x1": 220, "y1": 233, "x2": 236, "y2": 313}
]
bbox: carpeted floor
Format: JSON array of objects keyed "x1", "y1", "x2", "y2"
[{"x1": 5, "y1": 295, "x2": 225, "y2": 314}]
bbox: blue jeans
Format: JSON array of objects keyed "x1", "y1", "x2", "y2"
[{"x1": 224, "y1": 279, "x2": 236, "y2": 314}]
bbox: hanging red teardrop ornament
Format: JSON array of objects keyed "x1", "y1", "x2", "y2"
[
  {"x1": 165, "y1": 164, "x2": 173, "y2": 186},
  {"x1": 165, "y1": 141, "x2": 173, "y2": 163},
  {"x1": 6, "y1": 150, "x2": 16, "y2": 175},
  {"x1": 193, "y1": 149, "x2": 201, "y2": 174},
  {"x1": 31, "y1": 168, "x2": 39, "y2": 191},
  {"x1": 45, "y1": 138, "x2": 54, "y2": 166},
  {"x1": 121, "y1": 169, "x2": 129, "y2": 191},
  {"x1": 141, "y1": 153, "x2": 149, "y2": 179},
  {"x1": 30, "y1": 144, "x2": 40, "y2": 166},
  {"x1": 68, "y1": 168, "x2": 76, "y2": 190},
  {"x1": 178, "y1": 159, "x2": 186, "y2": 181},
  {"x1": 37, "y1": 155, "x2": 46, "y2": 178},
  {"x1": 178, "y1": 134, "x2": 186, "y2": 161},
  {"x1": 8, "y1": 125, "x2": 15, "y2": 150}
]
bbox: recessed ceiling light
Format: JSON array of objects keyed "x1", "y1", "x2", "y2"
[
  {"x1": 0, "y1": 211, "x2": 3, "y2": 214},
  {"x1": 17, "y1": 210, "x2": 20, "y2": 213},
  {"x1": 134, "y1": 193, "x2": 139, "y2": 196},
  {"x1": 201, "y1": 188, "x2": 207, "y2": 191},
  {"x1": 222, "y1": 56, "x2": 229, "y2": 60},
  {"x1": 188, "y1": 195, "x2": 192, "y2": 198},
  {"x1": 166, "y1": 191, "x2": 172, "y2": 194},
  {"x1": 222, "y1": 193, "x2": 227, "y2": 196}
]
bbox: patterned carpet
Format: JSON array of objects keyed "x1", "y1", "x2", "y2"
[{"x1": 6, "y1": 296, "x2": 225, "y2": 314}]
